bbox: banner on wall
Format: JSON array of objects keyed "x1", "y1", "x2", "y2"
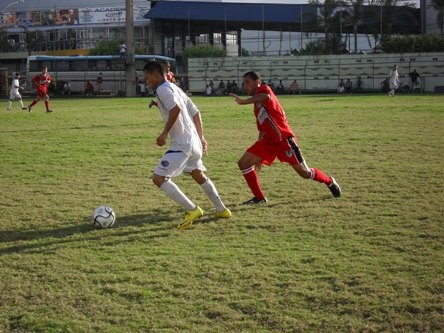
[{"x1": 0, "y1": 5, "x2": 149, "y2": 28}]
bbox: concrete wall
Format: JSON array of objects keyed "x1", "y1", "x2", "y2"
[{"x1": 188, "y1": 52, "x2": 444, "y2": 93}]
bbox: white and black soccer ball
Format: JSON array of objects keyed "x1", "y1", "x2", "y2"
[{"x1": 92, "y1": 206, "x2": 116, "y2": 229}]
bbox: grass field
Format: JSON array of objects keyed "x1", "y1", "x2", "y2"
[{"x1": 0, "y1": 94, "x2": 443, "y2": 333}]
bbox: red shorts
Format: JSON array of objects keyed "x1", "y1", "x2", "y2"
[
  {"x1": 36, "y1": 89, "x2": 48, "y2": 98},
  {"x1": 247, "y1": 137, "x2": 305, "y2": 166}
]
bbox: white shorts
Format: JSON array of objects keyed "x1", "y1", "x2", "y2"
[
  {"x1": 9, "y1": 92, "x2": 22, "y2": 100},
  {"x1": 154, "y1": 142, "x2": 206, "y2": 178}
]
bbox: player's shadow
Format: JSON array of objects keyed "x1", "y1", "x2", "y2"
[{"x1": 0, "y1": 208, "x2": 176, "y2": 255}]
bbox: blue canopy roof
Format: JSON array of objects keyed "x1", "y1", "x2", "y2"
[{"x1": 144, "y1": 1, "x2": 317, "y2": 25}]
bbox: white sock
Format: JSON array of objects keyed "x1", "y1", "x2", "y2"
[
  {"x1": 19, "y1": 99, "x2": 24, "y2": 108},
  {"x1": 201, "y1": 178, "x2": 226, "y2": 212},
  {"x1": 7, "y1": 100, "x2": 12, "y2": 109},
  {"x1": 160, "y1": 179, "x2": 195, "y2": 211}
]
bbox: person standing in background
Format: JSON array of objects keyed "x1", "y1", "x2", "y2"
[
  {"x1": 388, "y1": 65, "x2": 400, "y2": 97},
  {"x1": 7, "y1": 73, "x2": 27, "y2": 111}
]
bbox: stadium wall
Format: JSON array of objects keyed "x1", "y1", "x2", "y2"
[{"x1": 188, "y1": 52, "x2": 444, "y2": 93}]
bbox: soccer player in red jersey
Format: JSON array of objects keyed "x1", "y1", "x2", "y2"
[
  {"x1": 230, "y1": 71, "x2": 341, "y2": 205},
  {"x1": 28, "y1": 66, "x2": 53, "y2": 113}
]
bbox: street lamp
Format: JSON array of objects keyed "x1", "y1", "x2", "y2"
[{"x1": 1, "y1": 0, "x2": 25, "y2": 14}]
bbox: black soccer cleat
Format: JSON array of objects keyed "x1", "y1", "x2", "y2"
[
  {"x1": 328, "y1": 177, "x2": 341, "y2": 198},
  {"x1": 243, "y1": 197, "x2": 268, "y2": 205}
]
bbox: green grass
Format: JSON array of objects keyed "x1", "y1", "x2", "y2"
[{"x1": 0, "y1": 94, "x2": 443, "y2": 333}]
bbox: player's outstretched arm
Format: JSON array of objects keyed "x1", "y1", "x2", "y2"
[{"x1": 230, "y1": 93, "x2": 269, "y2": 105}]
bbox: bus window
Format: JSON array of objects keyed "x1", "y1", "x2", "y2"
[
  {"x1": 71, "y1": 60, "x2": 87, "y2": 71},
  {"x1": 29, "y1": 61, "x2": 42, "y2": 72},
  {"x1": 96, "y1": 60, "x2": 109, "y2": 71},
  {"x1": 87, "y1": 59, "x2": 97, "y2": 71},
  {"x1": 111, "y1": 62, "x2": 124, "y2": 71},
  {"x1": 135, "y1": 59, "x2": 146, "y2": 71},
  {"x1": 55, "y1": 60, "x2": 70, "y2": 71}
]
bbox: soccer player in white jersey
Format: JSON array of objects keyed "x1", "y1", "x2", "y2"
[
  {"x1": 143, "y1": 61, "x2": 231, "y2": 229},
  {"x1": 7, "y1": 73, "x2": 27, "y2": 111},
  {"x1": 388, "y1": 64, "x2": 400, "y2": 97}
]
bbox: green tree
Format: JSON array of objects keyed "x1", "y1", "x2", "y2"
[
  {"x1": 89, "y1": 40, "x2": 120, "y2": 55},
  {"x1": 429, "y1": 0, "x2": 444, "y2": 39},
  {"x1": 182, "y1": 45, "x2": 226, "y2": 60}
]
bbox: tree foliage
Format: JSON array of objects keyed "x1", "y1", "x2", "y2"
[
  {"x1": 381, "y1": 35, "x2": 444, "y2": 52},
  {"x1": 299, "y1": 34, "x2": 344, "y2": 55},
  {"x1": 88, "y1": 40, "x2": 121, "y2": 55},
  {"x1": 182, "y1": 45, "x2": 226, "y2": 59},
  {"x1": 429, "y1": 0, "x2": 444, "y2": 39}
]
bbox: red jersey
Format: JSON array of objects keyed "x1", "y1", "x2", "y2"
[
  {"x1": 33, "y1": 73, "x2": 51, "y2": 92},
  {"x1": 254, "y1": 84, "x2": 294, "y2": 144},
  {"x1": 166, "y1": 71, "x2": 175, "y2": 83}
]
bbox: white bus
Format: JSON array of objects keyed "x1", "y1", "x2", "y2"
[{"x1": 26, "y1": 54, "x2": 176, "y2": 95}]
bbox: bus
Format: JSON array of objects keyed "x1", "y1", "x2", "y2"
[{"x1": 26, "y1": 54, "x2": 176, "y2": 95}]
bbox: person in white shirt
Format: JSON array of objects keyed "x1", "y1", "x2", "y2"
[
  {"x1": 7, "y1": 73, "x2": 27, "y2": 111},
  {"x1": 119, "y1": 42, "x2": 127, "y2": 61},
  {"x1": 143, "y1": 61, "x2": 231, "y2": 229},
  {"x1": 388, "y1": 64, "x2": 400, "y2": 97}
]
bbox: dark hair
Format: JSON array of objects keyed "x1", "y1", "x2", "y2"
[
  {"x1": 243, "y1": 71, "x2": 261, "y2": 81},
  {"x1": 143, "y1": 61, "x2": 164, "y2": 76}
]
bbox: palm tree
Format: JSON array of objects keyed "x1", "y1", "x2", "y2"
[
  {"x1": 429, "y1": 0, "x2": 444, "y2": 39},
  {"x1": 346, "y1": 0, "x2": 366, "y2": 53}
]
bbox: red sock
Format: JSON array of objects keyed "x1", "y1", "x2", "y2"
[
  {"x1": 29, "y1": 100, "x2": 37, "y2": 107},
  {"x1": 310, "y1": 168, "x2": 332, "y2": 186},
  {"x1": 241, "y1": 166, "x2": 265, "y2": 199},
  {"x1": 45, "y1": 101, "x2": 49, "y2": 110}
]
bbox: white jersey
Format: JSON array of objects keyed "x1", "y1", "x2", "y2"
[
  {"x1": 10, "y1": 79, "x2": 20, "y2": 94},
  {"x1": 389, "y1": 69, "x2": 399, "y2": 88},
  {"x1": 155, "y1": 80, "x2": 200, "y2": 154}
]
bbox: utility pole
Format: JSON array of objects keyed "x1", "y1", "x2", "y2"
[{"x1": 125, "y1": 0, "x2": 136, "y2": 97}]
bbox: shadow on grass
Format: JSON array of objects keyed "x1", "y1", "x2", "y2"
[{"x1": 0, "y1": 208, "x2": 176, "y2": 255}]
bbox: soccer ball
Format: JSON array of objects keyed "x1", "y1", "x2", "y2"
[{"x1": 92, "y1": 206, "x2": 116, "y2": 229}]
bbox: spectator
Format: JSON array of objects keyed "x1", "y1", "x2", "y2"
[
  {"x1": 63, "y1": 81, "x2": 71, "y2": 95},
  {"x1": 205, "y1": 84, "x2": 213, "y2": 96},
  {"x1": 345, "y1": 79, "x2": 352, "y2": 93},
  {"x1": 276, "y1": 80, "x2": 285, "y2": 94},
  {"x1": 216, "y1": 80, "x2": 225, "y2": 95},
  {"x1": 356, "y1": 76, "x2": 363, "y2": 91},
  {"x1": 85, "y1": 81, "x2": 94, "y2": 96},
  {"x1": 230, "y1": 80, "x2": 239, "y2": 94},
  {"x1": 388, "y1": 64, "x2": 400, "y2": 97},
  {"x1": 139, "y1": 81, "x2": 147, "y2": 97},
  {"x1": 409, "y1": 69, "x2": 421, "y2": 92},
  {"x1": 119, "y1": 42, "x2": 127, "y2": 61},
  {"x1": 225, "y1": 80, "x2": 232, "y2": 95},
  {"x1": 267, "y1": 79, "x2": 275, "y2": 92},
  {"x1": 337, "y1": 79, "x2": 345, "y2": 93},
  {"x1": 96, "y1": 73, "x2": 103, "y2": 93},
  {"x1": 380, "y1": 77, "x2": 390, "y2": 93},
  {"x1": 289, "y1": 80, "x2": 299, "y2": 94}
]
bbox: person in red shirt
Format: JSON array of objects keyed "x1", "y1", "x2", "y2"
[
  {"x1": 28, "y1": 66, "x2": 53, "y2": 113},
  {"x1": 230, "y1": 71, "x2": 341, "y2": 205}
]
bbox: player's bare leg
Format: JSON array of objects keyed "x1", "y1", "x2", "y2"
[
  {"x1": 28, "y1": 97, "x2": 40, "y2": 112},
  {"x1": 238, "y1": 151, "x2": 267, "y2": 205},
  {"x1": 44, "y1": 94, "x2": 52, "y2": 113},
  {"x1": 190, "y1": 169, "x2": 231, "y2": 218}
]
